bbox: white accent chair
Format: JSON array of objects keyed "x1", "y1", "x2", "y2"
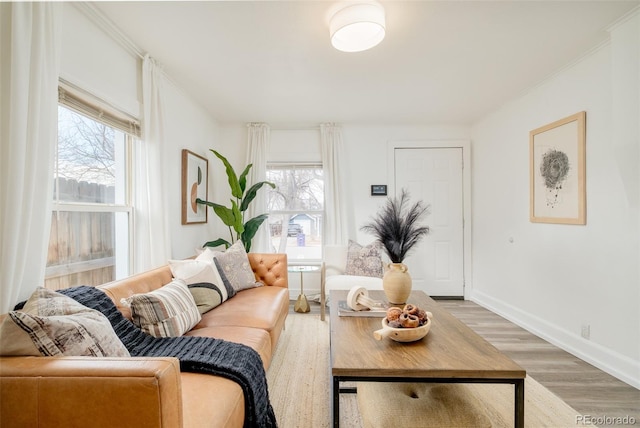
[{"x1": 321, "y1": 245, "x2": 385, "y2": 320}]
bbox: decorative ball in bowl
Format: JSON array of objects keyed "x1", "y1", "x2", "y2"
[{"x1": 373, "y1": 305, "x2": 433, "y2": 343}]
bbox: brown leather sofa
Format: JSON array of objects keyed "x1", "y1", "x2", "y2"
[{"x1": 0, "y1": 253, "x2": 289, "y2": 428}]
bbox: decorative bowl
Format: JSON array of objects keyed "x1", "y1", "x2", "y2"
[{"x1": 373, "y1": 314, "x2": 432, "y2": 342}]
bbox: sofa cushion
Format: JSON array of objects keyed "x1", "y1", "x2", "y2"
[
  {"x1": 185, "y1": 325, "x2": 272, "y2": 369},
  {"x1": 345, "y1": 240, "x2": 384, "y2": 278},
  {"x1": 196, "y1": 286, "x2": 289, "y2": 353},
  {"x1": 0, "y1": 287, "x2": 129, "y2": 357},
  {"x1": 181, "y1": 372, "x2": 245, "y2": 428},
  {"x1": 122, "y1": 279, "x2": 201, "y2": 337}
]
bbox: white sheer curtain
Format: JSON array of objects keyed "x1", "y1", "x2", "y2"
[
  {"x1": 321, "y1": 123, "x2": 349, "y2": 246},
  {"x1": 245, "y1": 122, "x2": 271, "y2": 253},
  {"x1": 133, "y1": 54, "x2": 171, "y2": 272},
  {"x1": 0, "y1": 3, "x2": 61, "y2": 312}
]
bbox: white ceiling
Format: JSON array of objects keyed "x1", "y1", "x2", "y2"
[{"x1": 94, "y1": 1, "x2": 639, "y2": 126}]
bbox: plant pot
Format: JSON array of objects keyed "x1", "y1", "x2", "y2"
[{"x1": 382, "y1": 263, "x2": 412, "y2": 305}]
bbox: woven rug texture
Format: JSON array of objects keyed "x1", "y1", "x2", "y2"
[{"x1": 266, "y1": 314, "x2": 583, "y2": 428}]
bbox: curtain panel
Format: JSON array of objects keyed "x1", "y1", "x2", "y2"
[
  {"x1": 320, "y1": 123, "x2": 349, "y2": 246},
  {"x1": 246, "y1": 122, "x2": 271, "y2": 253},
  {"x1": 134, "y1": 54, "x2": 171, "y2": 272},
  {"x1": 0, "y1": 3, "x2": 62, "y2": 312}
]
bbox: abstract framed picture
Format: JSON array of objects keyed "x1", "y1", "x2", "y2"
[
  {"x1": 530, "y1": 111, "x2": 586, "y2": 225},
  {"x1": 181, "y1": 149, "x2": 208, "y2": 225}
]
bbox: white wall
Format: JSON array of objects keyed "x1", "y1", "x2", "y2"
[
  {"x1": 60, "y1": 4, "x2": 139, "y2": 117},
  {"x1": 61, "y1": 4, "x2": 221, "y2": 262},
  {"x1": 163, "y1": 85, "x2": 221, "y2": 259},
  {"x1": 342, "y1": 125, "x2": 471, "y2": 242},
  {"x1": 200, "y1": 125, "x2": 251, "y2": 251},
  {"x1": 470, "y1": 12, "x2": 640, "y2": 388}
]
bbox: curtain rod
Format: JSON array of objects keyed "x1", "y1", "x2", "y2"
[
  {"x1": 268, "y1": 123, "x2": 342, "y2": 131},
  {"x1": 270, "y1": 126, "x2": 321, "y2": 131}
]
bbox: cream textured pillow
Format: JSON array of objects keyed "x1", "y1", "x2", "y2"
[
  {"x1": 345, "y1": 240, "x2": 384, "y2": 278},
  {"x1": 0, "y1": 287, "x2": 130, "y2": 357},
  {"x1": 212, "y1": 241, "x2": 262, "y2": 292},
  {"x1": 122, "y1": 279, "x2": 201, "y2": 337}
]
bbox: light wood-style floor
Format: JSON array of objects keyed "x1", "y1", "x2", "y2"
[{"x1": 290, "y1": 299, "x2": 640, "y2": 426}]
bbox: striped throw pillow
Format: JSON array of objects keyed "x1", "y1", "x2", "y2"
[{"x1": 122, "y1": 279, "x2": 201, "y2": 337}]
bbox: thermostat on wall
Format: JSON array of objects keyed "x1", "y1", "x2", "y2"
[{"x1": 370, "y1": 185, "x2": 387, "y2": 196}]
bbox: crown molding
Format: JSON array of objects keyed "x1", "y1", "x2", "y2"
[
  {"x1": 73, "y1": 2, "x2": 144, "y2": 59},
  {"x1": 607, "y1": 5, "x2": 640, "y2": 33}
]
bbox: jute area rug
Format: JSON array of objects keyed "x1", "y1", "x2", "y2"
[{"x1": 266, "y1": 314, "x2": 584, "y2": 428}]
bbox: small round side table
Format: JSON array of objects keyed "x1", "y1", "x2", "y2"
[{"x1": 288, "y1": 265, "x2": 320, "y2": 313}]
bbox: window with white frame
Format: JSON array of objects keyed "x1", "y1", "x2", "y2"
[
  {"x1": 266, "y1": 163, "x2": 324, "y2": 260},
  {"x1": 45, "y1": 85, "x2": 139, "y2": 290}
]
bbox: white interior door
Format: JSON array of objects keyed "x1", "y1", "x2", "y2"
[{"x1": 394, "y1": 147, "x2": 464, "y2": 297}]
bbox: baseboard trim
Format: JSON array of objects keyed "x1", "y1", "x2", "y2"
[
  {"x1": 470, "y1": 289, "x2": 640, "y2": 390},
  {"x1": 432, "y1": 295, "x2": 464, "y2": 300}
]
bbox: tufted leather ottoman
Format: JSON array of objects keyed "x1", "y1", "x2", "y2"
[{"x1": 357, "y1": 382, "x2": 492, "y2": 428}]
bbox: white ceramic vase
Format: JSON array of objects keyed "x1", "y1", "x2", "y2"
[{"x1": 382, "y1": 263, "x2": 412, "y2": 305}]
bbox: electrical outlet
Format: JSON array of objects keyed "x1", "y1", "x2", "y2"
[{"x1": 581, "y1": 324, "x2": 590, "y2": 340}]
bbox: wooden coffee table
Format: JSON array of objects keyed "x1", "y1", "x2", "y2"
[{"x1": 330, "y1": 290, "x2": 526, "y2": 427}]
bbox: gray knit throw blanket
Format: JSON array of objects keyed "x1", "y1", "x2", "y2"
[{"x1": 60, "y1": 286, "x2": 277, "y2": 428}]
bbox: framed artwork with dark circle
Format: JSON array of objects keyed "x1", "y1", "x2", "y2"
[
  {"x1": 529, "y1": 111, "x2": 586, "y2": 225},
  {"x1": 182, "y1": 149, "x2": 208, "y2": 224}
]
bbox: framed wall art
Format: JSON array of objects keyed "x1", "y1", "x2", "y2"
[
  {"x1": 181, "y1": 149, "x2": 208, "y2": 225},
  {"x1": 530, "y1": 111, "x2": 586, "y2": 225}
]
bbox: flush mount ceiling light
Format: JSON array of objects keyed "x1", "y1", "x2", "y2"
[{"x1": 330, "y1": 2, "x2": 386, "y2": 53}]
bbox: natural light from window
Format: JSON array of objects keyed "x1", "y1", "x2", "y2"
[
  {"x1": 46, "y1": 105, "x2": 132, "y2": 289},
  {"x1": 267, "y1": 164, "x2": 323, "y2": 261}
]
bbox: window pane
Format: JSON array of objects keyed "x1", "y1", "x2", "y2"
[
  {"x1": 56, "y1": 106, "x2": 126, "y2": 204},
  {"x1": 45, "y1": 210, "x2": 129, "y2": 289},
  {"x1": 267, "y1": 165, "x2": 323, "y2": 260},
  {"x1": 267, "y1": 166, "x2": 324, "y2": 211},
  {"x1": 268, "y1": 213, "x2": 322, "y2": 260},
  {"x1": 47, "y1": 102, "x2": 132, "y2": 290}
]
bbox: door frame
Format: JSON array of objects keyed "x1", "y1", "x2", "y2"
[{"x1": 387, "y1": 140, "x2": 472, "y2": 299}]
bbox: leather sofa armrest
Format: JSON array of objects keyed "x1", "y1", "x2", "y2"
[
  {"x1": 0, "y1": 356, "x2": 183, "y2": 428},
  {"x1": 248, "y1": 253, "x2": 288, "y2": 289}
]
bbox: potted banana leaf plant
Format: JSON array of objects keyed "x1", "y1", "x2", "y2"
[{"x1": 196, "y1": 150, "x2": 275, "y2": 252}]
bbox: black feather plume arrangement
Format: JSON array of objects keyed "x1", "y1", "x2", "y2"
[{"x1": 360, "y1": 189, "x2": 431, "y2": 264}]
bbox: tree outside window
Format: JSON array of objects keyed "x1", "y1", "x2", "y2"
[
  {"x1": 46, "y1": 105, "x2": 132, "y2": 290},
  {"x1": 267, "y1": 164, "x2": 323, "y2": 260}
]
